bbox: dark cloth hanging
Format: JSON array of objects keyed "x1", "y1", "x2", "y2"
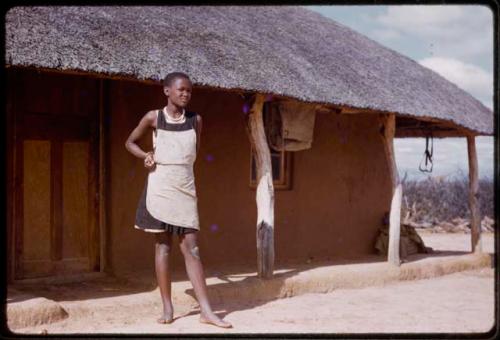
[{"x1": 266, "y1": 101, "x2": 316, "y2": 151}]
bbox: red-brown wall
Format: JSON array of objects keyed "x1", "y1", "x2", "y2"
[
  {"x1": 7, "y1": 70, "x2": 392, "y2": 280},
  {"x1": 108, "y1": 79, "x2": 392, "y2": 276}
]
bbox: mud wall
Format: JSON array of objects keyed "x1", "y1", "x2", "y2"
[{"x1": 107, "y1": 79, "x2": 392, "y2": 276}]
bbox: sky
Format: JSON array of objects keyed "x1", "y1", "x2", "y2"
[{"x1": 306, "y1": 5, "x2": 495, "y2": 181}]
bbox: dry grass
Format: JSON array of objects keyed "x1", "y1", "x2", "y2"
[{"x1": 400, "y1": 171, "x2": 494, "y2": 224}]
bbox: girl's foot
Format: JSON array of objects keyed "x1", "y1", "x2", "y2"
[
  {"x1": 157, "y1": 306, "x2": 174, "y2": 324},
  {"x1": 157, "y1": 316, "x2": 173, "y2": 324},
  {"x1": 199, "y1": 311, "x2": 232, "y2": 328}
]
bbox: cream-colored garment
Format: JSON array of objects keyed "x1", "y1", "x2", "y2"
[
  {"x1": 146, "y1": 110, "x2": 199, "y2": 229},
  {"x1": 153, "y1": 129, "x2": 197, "y2": 165}
]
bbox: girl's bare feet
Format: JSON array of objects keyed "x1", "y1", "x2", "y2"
[
  {"x1": 157, "y1": 315, "x2": 173, "y2": 324},
  {"x1": 157, "y1": 305, "x2": 174, "y2": 324},
  {"x1": 199, "y1": 311, "x2": 232, "y2": 328}
]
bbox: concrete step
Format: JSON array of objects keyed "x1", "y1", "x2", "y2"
[{"x1": 7, "y1": 251, "x2": 492, "y2": 331}]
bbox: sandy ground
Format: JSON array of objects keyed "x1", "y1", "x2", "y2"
[{"x1": 9, "y1": 232, "x2": 497, "y2": 335}]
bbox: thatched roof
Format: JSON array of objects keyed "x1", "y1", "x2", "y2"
[{"x1": 5, "y1": 6, "x2": 493, "y2": 135}]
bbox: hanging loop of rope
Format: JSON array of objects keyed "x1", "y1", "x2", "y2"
[{"x1": 419, "y1": 132, "x2": 434, "y2": 173}]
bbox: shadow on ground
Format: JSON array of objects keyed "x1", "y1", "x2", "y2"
[{"x1": 8, "y1": 248, "x2": 478, "y2": 306}]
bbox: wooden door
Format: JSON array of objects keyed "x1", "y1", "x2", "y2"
[{"x1": 11, "y1": 69, "x2": 100, "y2": 279}]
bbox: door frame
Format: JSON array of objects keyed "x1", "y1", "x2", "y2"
[{"x1": 7, "y1": 68, "x2": 104, "y2": 281}]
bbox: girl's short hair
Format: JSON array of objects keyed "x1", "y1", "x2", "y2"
[{"x1": 163, "y1": 72, "x2": 191, "y2": 87}]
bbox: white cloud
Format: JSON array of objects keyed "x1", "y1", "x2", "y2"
[
  {"x1": 377, "y1": 5, "x2": 490, "y2": 38},
  {"x1": 371, "y1": 28, "x2": 401, "y2": 41},
  {"x1": 419, "y1": 57, "x2": 493, "y2": 109},
  {"x1": 376, "y1": 5, "x2": 493, "y2": 62},
  {"x1": 378, "y1": 6, "x2": 463, "y2": 30}
]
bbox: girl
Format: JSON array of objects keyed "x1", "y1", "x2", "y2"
[{"x1": 125, "y1": 72, "x2": 232, "y2": 328}]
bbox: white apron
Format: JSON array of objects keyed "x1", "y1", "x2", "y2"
[{"x1": 145, "y1": 109, "x2": 200, "y2": 230}]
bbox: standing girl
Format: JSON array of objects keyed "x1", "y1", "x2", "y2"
[{"x1": 125, "y1": 72, "x2": 232, "y2": 328}]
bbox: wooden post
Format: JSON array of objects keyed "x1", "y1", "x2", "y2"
[
  {"x1": 98, "y1": 79, "x2": 108, "y2": 272},
  {"x1": 467, "y1": 135, "x2": 482, "y2": 253},
  {"x1": 379, "y1": 113, "x2": 402, "y2": 266},
  {"x1": 245, "y1": 93, "x2": 275, "y2": 278},
  {"x1": 6, "y1": 68, "x2": 15, "y2": 282}
]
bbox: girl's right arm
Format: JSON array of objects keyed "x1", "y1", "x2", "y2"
[{"x1": 125, "y1": 110, "x2": 156, "y2": 160}]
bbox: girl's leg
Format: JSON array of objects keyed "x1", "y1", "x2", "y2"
[
  {"x1": 179, "y1": 232, "x2": 232, "y2": 328},
  {"x1": 155, "y1": 232, "x2": 174, "y2": 323}
]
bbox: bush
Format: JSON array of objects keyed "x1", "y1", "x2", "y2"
[{"x1": 400, "y1": 170, "x2": 494, "y2": 223}]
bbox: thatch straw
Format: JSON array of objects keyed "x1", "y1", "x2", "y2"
[{"x1": 5, "y1": 6, "x2": 493, "y2": 135}]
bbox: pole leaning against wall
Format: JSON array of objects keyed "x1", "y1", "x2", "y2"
[
  {"x1": 245, "y1": 93, "x2": 275, "y2": 278},
  {"x1": 467, "y1": 135, "x2": 482, "y2": 253},
  {"x1": 379, "y1": 113, "x2": 402, "y2": 266}
]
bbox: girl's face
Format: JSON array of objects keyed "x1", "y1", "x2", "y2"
[{"x1": 164, "y1": 77, "x2": 192, "y2": 108}]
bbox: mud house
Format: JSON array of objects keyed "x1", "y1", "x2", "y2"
[{"x1": 5, "y1": 6, "x2": 493, "y2": 281}]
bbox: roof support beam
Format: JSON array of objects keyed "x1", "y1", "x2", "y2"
[
  {"x1": 245, "y1": 93, "x2": 275, "y2": 278},
  {"x1": 467, "y1": 135, "x2": 482, "y2": 253},
  {"x1": 396, "y1": 129, "x2": 468, "y2": 138},
  {"x1": 378, "y1": 113, "x2": 402, "y2": 266}
]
